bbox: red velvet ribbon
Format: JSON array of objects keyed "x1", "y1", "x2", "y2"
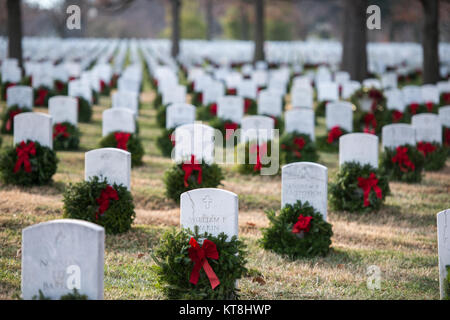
[
  {"x1": 425, "y1": 101, "x2": 434, "y2": 112},
  {"x1": 188, "y1": 237, "x2": 220, "y2": 290},
  {"x1": 392, "y1": 110, "x2": 403, "y2": 122},
  {"x1": 55, "y1": 80, "x2": 65, "y2": 92},
  {"x1": 100, "y1": 80, "x2": 106, "y2": 93},
  {"x1": 95, "y1": 185, "x2": 119, "y2": 220},
  {"x1": 444, "y1": 128, "x2": 450, "y2": 147},
  {"x1": 224, "y1": 122, "x2": 238, "y2": 140},
  {"x1": 327, "y1": 126, "x2": 343, "y2": 144},
  {"x1": 293, "y1": 136, "x2": 305, "y2": 158},
  {"x1": 409, "y1": 103, "x2": 419, "y2": 115},
  {"x1": 5, "y1": 109, "x2": 21, "y2": 132},
  {"x1": 209, "y1": 103, "x2": 217, "y2": 115},
  {"x1": 182, "y1": 155, "x2": 202, "y2": 187},
  {"x1": 250, "y1": 143, "x2": 267, "y2": 172},
  {"x1": 357, "y1": 173, "x2": 382, "y2": 207},
  {"x1": 227, "y1": 88, "x2": 236, "y2": 95},
  {"x1": 417, "y1": 141, "x2": 437, "y2": 157},
  {"x1": 114, "y1": 132, "x2": 131, "y2": 151},
  {"x1": 244, "y1": 98, "x2": 252, "y2": 113},
  {"x1": 443, "y1": 93, "x2": 450, "y2": 104},
  {"x1": 13, "y1": 141, "x2": 36, "y2": 173},
  {"x1": 197, "y1": 92, "x2": 203, "y2": 105},
  {"x1": 34, "y1": 88, "x2": 49, "y2": 106},
  {"x1": 391, "y1": 146, "x2": 415, "y2": 172},
  {"x1": 53, "y1": 123, "x2": 69, "y2": 139},
  {"x1": 292, "y1": 214, "x2": 313, "y2": 234},
  {"x1": 363, "y1": 113, "x2": 377, "y2": 134}
]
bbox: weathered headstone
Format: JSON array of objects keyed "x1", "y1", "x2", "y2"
[
  {"x1": 166, "y1": 103, "x2": 196, "y2": 129},
  {"x1": 240, "y1": 115, "x2": 275, "y2": 143},
  {"x1": 284, "y1": 108, "x2": 315, "y2": 141},
  {"x1": 257, "y1": 90, "x2": 282, "y2": 117},
  {"x1": 326, "y1": 101, "x2": 353, "y2": 132},
  {"x1": 437, "y1": 208, "x2": 450, "y2": 300},
  {"x1": 412, "y1": 113, "x2": 442, "y2": 144},
  {"x1": 382, "y1": 124, "x2": 416, "y2": 149},
  {"x1": 14, "y1": 112, "x2": 53, "y2": 149},
  {"x1": 7, "y1": 85, "x2": 33, "y2": 109},
  {"x1": 281, "y1": 162, "x2": 328, "y2": 220},
  {"x1": 180, "y1": 188, "x2": 238, "y2": 238},
  {"x1": 85, "y1": 148, "x2": 131, "y2": 190},
  {"x1": 48, "y1": 96, "x2": 78, "y2": 126},
  {"x1": 22, "y1": 219, "x2": 104, "y2": 300},
  {"x1": 339, "y1": 133, "x2": 379, "y2": 168}
]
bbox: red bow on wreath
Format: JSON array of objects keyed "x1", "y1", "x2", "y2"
[
  {"x1": 100, "y1": 80, "x2": 106, "y2": 93},
  {"x1": 34, "y1": 88, "x2": 49, "y2": 106},
  {"x1": 444, "y1": 128, "x2": 450, "y2": 147},
  {"x1": 293, "y1": 136, "x2": 305, "y2": 158},
  {"x1": 197, "y1": 92, "x2": 203, "y2": 105},
  {"x1": 250, "y1": 143, "x2": 267, "y2": 172},
  {"x1": 391, "y1": 146, "x2": 415, "y2": 172},
  {"x1": 425, "y1": 101, "x2": 434, "y2": 112},
  {"x1": 95, "y1": 185, "x2": 119, "y2": 220},
  {"x1": 417, "y1": 141, "x2": 436, "y2": 157},
  {"x1": 392, "y1": 110, "x2": 403, "y2": 122},
  {"x1": 53, "y1": 124, "x2": 69, "y2": 139},
  {"x1": 227, "y1": 88, "x2": 236, "y2": 95},
  {"x1": 114, "y1": 132, "x2": 131, "y2": 151},
  {"x1": 55, "y1": 80, "x2": 65, "y2": 92},
  {"x1": 409, "y1": 103, "x2": 419, "y2": 115},
  {"x1": 5, "y1": 109, "x2": 21, "y2": 132},
  {"x1": 188, "y1": 237, "x2": 220, "y2": 289},
  {"x1": 182, "y1": 155, "x2": 202, "y2": 187},
  {"x1": 327, "y1": 126, "x2": 343, "y2": 144},
  {"x1": 443, "y1": 93, "x2": 450, "y2": 104},
  {"x1": 244, "y1": 98, "x2": 252, "y2": 113},
  {"x1": 224, "y1": 122, "x2": 238, "y2": 140},
  {"x1": 292, "y1": 214, "x2": 312, "y2": 234},
  {"x1": 209, "y1": 103, "x2": 217, "y2": 116},
  {"x1": 13, "y1": 141, "x2": 36, "y2": 173},
  {"x1": 364, "y1": 113, "x2": 377, "y2": 132},
  {"x1": 357, "y1": 173, "x2": 382, "y2": 207}
]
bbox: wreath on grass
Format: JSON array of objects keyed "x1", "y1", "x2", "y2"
[
  {"x1": 236, "y1": 140, "x2": 277, "y2": 175},
  {"x1": 163, "y1": 156, "x2": 224, "y2": 203},
  {"x1": 156, "y1": 128, "x2": 175, "y2": 157},
  {"x1": 416, "y1": 141, "x2": 447, "y2": 171},
  {"x1": 261, "y1": 114, "x2": 284, "y2": 133},
  {"x1": 0, "y1": 140, "x2": 58, "y2": 186},
  {"x1": 33, "y1": 86, "x2": 53, "y2": 107},
  {"x1": 99, "y1": 131, "x2": 144, "y2": 167},
  {"x1": 191, "y1": 91, "x2": 203, "y2": 107},
  {"x1": 76, "y1": 97, "x2": 93, "y2": 123},
  {"x1": 209, "y1": 117, "x2": 239, "y2": 147},
  {"x1": 244, "y1": 98, "x2": 257, "y2": 115},
  {"x1": 380, "y1": 145, "x2": 425, "y2": 183},
  {"x1": 353, "y1": 110, "x2": 385, "y2": 135},
  {"x1": 54, "y1": 80, "x2": 68, "y2": 95},
  {"x1": 350, "y1": 87, "x2": 386, "y2": 112},
  {"x1": 1, "y1": 105, "x2": 31, "y2": 134},
  {"x1": 383, "y1": 109, "x2": 409, "y2": 125},
  {"x1": 444, "y1": 127, "x2": 450, "y2": 156},
  {"x1": 330, "y1": 162, "x2": 390, "y2": 213},
  {"x1": 1, "y1": 82, "x2": 17, "y2": 101},
  {"x1": 440, "y1": 92, "x2": 450, "y2": 107},
  {"x1": 99, "y1": 80, "x2": 111, "y2": 96},
  {"x1": 260, "y1": 201, "x2": 333, "y2": 259},
  {"x1": 151, "y1": 227, "x2": 247, "y2": 300},
  {"x1": 280, "y1": 132, "x2": 318, "y2": 164},
  {"x1": 63, "y1": 176, "x2": 135, "y2": 234},
  {"x1": 405, "y1": 102, "x2": 438, "y2": 116},
  {"x1": 196, "y1": 103, "x2": 217, "y2": 121},
  {"x1": 53, "y1": 122, "x2": 81, "y2": 151},
  {"x1": 316, "y1": 126, "x2": 348, "y2": 153}
]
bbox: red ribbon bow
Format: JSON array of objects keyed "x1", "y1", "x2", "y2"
[
  {"x1": 293, "y1": 136, "x2": 305, "y2": 158},
  {"x1": 392, "y1": 110, "x2": 403, "y2": 122},
  {"x1": 55, "y1": 80, "x2": 65, "y2": 92},
  {"x1": 391, "y1": 146, "x2": 415, "y2": 172},
  {"x1": 327, "y1": 126, "x2": 343, "y2": 144},
  {"x1": 227, "y1": 88, "x2": 236, "y2": 95},
  {"x1": 95, "y1": 185, "x2": 119, "y2": 220},
  {"x1": 5, "y1": 109, "x2": 21, "y2": 132},
  {"x1": 425, "y1": 101, "x2": 434, "y2": 112},
  {"x1": 409, "y1": 103, "x2": 419, "y2": 115},
  {"x1": 34, "y1": 88, "x2": 49, "y2": 106},
  {"x1": 114, "y1": 132, "x2": 131, "y2": 151},
  {"x1": 444, "y1": 128, "x2": 450, "y2": 147},
  {"x1": 443, "y1": 93, "x2": 450, "y2": 104},
  {"x1": 188, "y1": 237, "x2": 220, "y2": 289},
  {"x1": 209, "y1": 103, "x2": 217, "y2": 115},
  {"x1": 292, "y1": 214, "x2": 313, "y2": 234},
  {"x1": 197, "y1": 92, "x2": 203, "y2": 105},
  {"x1": 417, "y1": 141, "x2": 436, "y2": 157},
  {"x1": 53, "y1": 123, "x2": 70, "y2": 139},
  {"x1": 182, "y1": 155, "x2": 203, "y2": 187},
  {"x1": 224, "y1": 122, "x2": 238, "y2": 140},
  {"x1": 244, "y1": 98, "x2": 252, "y2": 113},
  {"x1": 250, "y1": 143, "x2": 267, "y2": 172},
  {"x1": 100, "y1": 80, "x2": 106, "y2": 93},
  {"x1": 357, "y1": 173, "x2": 383, "y2": 207},
  {"x1": 13, "y1": 141, "x2": 36, "y2": 173}
]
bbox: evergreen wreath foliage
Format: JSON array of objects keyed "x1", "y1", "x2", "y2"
[
  {"x1": 1, "y1": 105, "x2": 31, "y2": 134},
  {"x1": 53, "y1": 122, "x2": 81, "y2": 151},
  {"x1": 156, "y1": 128, "x2": 175, "y2": 157},
  {"x1": 99, "y1": 131, "x2": 144, "y2": 167},
  {"x1": 380, "y1": 145, "x2": 425, "y2": 183},
  {"x1": 280, "y1": 132, "x2": 319, "y2": 164}
]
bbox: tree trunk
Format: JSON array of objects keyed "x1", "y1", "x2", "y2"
[
  {"x1": 253, "y1": 0, "x2": 265, "y2": 62},
  {"x1": 341, "y1": 0, "x2": 367, "y2": 82},
  {"x1": 205, "y1": 0, "x2": 213, "y2": 41},
  {"x1": 7, "y1": 0, "x2": 23, "y2": 71},
  {"x1": 240, "y1": 0, "x2": 249, "y2": 41},
  {"x1": 171, "y1": 0, "x2": 181, "y2": 58},
  {"x1": 420, "y1": 0, "x2": 439, "y2": 84}
]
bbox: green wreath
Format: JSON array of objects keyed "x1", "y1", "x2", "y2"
[
  {"x1": 1, "y1": 105, "x2": 31, "y2": 134},
  {"x1": 260, "y1": 201, "x2": 333, "y2": 259},
  {"x1": 209, "y1": 117, "x2": 239, "y2": 147},
  {"x1": 416, "y1": 142, "x2": 447, "y2": 171},
  {"x1": 63, "y1": 176, "x2": 135, "y2": 234},
  {"x1": 353, "y1": 109, "x2": 385, "y2": 135},
  {"x1": 53, "y1": 122, "x2": 81, "y2": 151},
  {"x1": 99, "y1": 131, "x2": 144, "y2": 167},
  {"x1": 156, "y1": 128, "x2": 175, "y2": 157},
  {"x1": 33, "y1": 86, "x2": 54, "y2": 107},
  {"x1": 382, "y1": 109, "x2": 410, "y2": 125},
  {"x1": 153, "y1": 92, "x2": 162, "y2": 109},
  {"x1": 196, "y1": 103, "x2": 217, "y2": 121},
  {"x1": 244, "y1": 98, "x2": 257, "y2": 115},
  {"x1": 164, "y1": 159, "x2": 224, "y2": 203},
  {"x1": 280, "y1": 132, "x2": 318, "y2": 164},
  {"x1": 439, "y1": 93, "x2": 450, "y2": 107},
  {"x1": 77, "y1": 96, "x2": 93, "y2": 123},
  {"x1": 316, "y1": 126, "x2": 349, "y2": 153},
  {"x1": 191, "y1": 91, "x2": 203, "y2": 107},
  {"x1": 236, "y1": 140, "x2": 278, "y2": 175},
  {"x1": 315, "y1": 100, "x2": 329, "y2": 117},
  {"x1": 445, "y1": 265, "x2": 450, "y2": 300},
  {"x1": 0, "y1": 140, "x2": 58, "y2": 186},
  {"x1": 380, "y1": 145, "x2": 425, "y2": 183},
  {"x1": 443, "y1": 126, "x2": 450, "y2": 156},
  {"x1": 330, "y1": 162, "x2": 390, "y2": 213},
  {"x1": 54, "y1": 80, "x2": 68, "y2": 95},
  {"x1": 350, "y1": 87, "x2": 386, "y2": 112},
  {"x1": 151, "y1": 227, "x2": 247, "y2": 300}
]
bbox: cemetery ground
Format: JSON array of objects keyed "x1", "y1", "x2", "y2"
[{"x1": 1, "y1": 76, "x2": 449, "y2": 300}]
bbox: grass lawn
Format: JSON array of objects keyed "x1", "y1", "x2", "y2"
[{"x1": 0, "y1": 65, "x2": 448, "y2": 300}]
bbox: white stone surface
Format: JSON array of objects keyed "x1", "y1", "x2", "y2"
[
  {"x1": 217, "y1": 96, "x2": 244, "y2": 124},
  {"x1": 412, "y1": 113, "x2": 442, "y2": 144},
  {"x1": 257, "y1": 90, "x2": 282, "y2": 117},
  {"x1": 48, "y1": 96, "x2": 78, "y2": 126},
  {"x1": 240, "y1": 115, "x2": 275, "y2": 143},
  {"x1": 339, "y1": 133, "x2": 379, "y2": 168},
  {"x1": 382, "y1": 124, "x2": 416, "y2": 149},
  {"x1": 174, "y1": 123, "x2": 215, "y2": 164},
  {"x1": 439, "y1": 106, "x2": 450, "y2": 127},
  {"x1": 437, "y1": 209, "x2": 450, "y2": 299},
  {"x1": 14, "y1": 112, "x2": 53, "y2": 149},
  {"x1": 284, "y1": 108, "x2": 315, "y2": 141},
  {"x1": 325, "y1": 101, "x2": 353, "y2": 132},
  {"x1": 7, "y1": 85, "x2": 33, "y2": 109},
  {"x1": 102, "y1": 108, "x2": 136, "y2": 137},
  {"x1": 166, "y1": 103, "x2": 196, "y2": 129}
]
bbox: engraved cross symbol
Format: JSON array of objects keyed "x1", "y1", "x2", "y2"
[{"x1": 203, "y1": 195, "x2": 212, "y2": 209}]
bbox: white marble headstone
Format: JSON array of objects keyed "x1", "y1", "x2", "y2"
[
  {"x1": 284, "y1": 108, "x2": 315, "y2": 141},
  {"x1": 174, "y1": 123, "x2": 215, "y2": 164},
  {"x1": 7, "y1": 85, "x2": 33, "y2": 109},
  {"x1": 317, "y1": 82, "x2": 339, "y2": 102},
  {"x1": 180, "y1": 188, "x2": 238, "y2": 238},
  {"x1": 257, "y1": 90, "x2": 282, "y2": 117},
  {"x1": 439, "y1": 106, "x2": 450, "y2": 127},
  {"x1": 102, "y1": 108, "x2": 136, "y2": 136},
  {"x1": 14, "y1": 112, "x2": 53, "y2": 149},
  {"x1": 166, "y1": 103, "x2": 196, "y2": 129},
  {"x1": 217, "y1": 96, "x2": 244, "y2": 124},
  {"x1": 112, "y1": 90, "x2": 139, "y2": 115},
  {"x1": 326, "y1": 101, "x2": 353, "y2": 132},
  {"x1": 412, "y1": 113, "x2": 442, "y2": 144},
  {"x1": 339, "y1": 133, "x2": 379, "y2": 168},
  {"x1": 382, "y1": 124, "x2": 416, "y2": 149},
  {"x1": 48, "y1": 96, "x2": 78, "y2": 126},
  {"x1": 281, "y1": 162, "x2": 328, "y2": 220},
  {"x1": 241, "y1": 115, "x2": 275, "y2": 143},
  {"x1": 68, "y1": 80, "x2": 92, "y2": 104},
  {"x1": 85, "y1": 148, "x2": 131, "y2": 190},
  {"x1": 22, "y1": 219, "x2": 104, "y2": 300},
  {"x1": 437, "y1": 209, "x2": 450, "y2": 300},
  {"x1": 291, "y1": 87, "x2": 313, "y2": 108}
]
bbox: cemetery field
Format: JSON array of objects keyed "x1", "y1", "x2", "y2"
[{"x1": 1, "y1": 77, "x2": 449, "y2": 300}]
